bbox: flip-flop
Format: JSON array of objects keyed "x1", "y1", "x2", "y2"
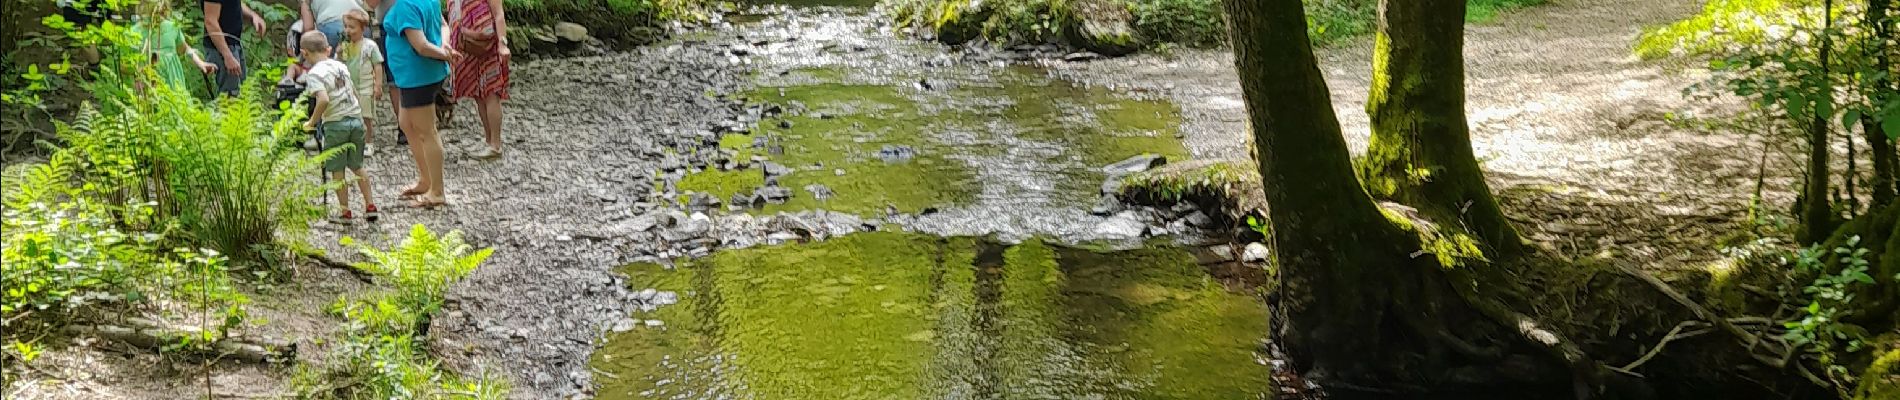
[
  {"x1": 406, "y1": 197, "x2": 447, "y2": 210},
  {"x1": 399, "y1": 186, "x2": 427, "y2": 199}
]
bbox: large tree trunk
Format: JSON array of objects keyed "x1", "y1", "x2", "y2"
[
  {"x1": 1360, "y1": 0, "x2": 1523, "y2": 255},
  {"x1": 1222, "y1": 0, "x2": 1598, "y2": 396},
  {"x1": 1868, "y1": 0, "x2": 1897, "y2": 206},
  {"x1": 1801, "y1": 0, "x2": 1840, "y2": 243}
]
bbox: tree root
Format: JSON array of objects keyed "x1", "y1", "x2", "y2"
[
  {"x1": 1445, "y1": 270, "x2": 1609, "y2": 400},
  {"x1": 65, "y1": 319, "x2": 294, "y2": 364},
  {"x1": 306, "y1": 251, "x2": 375, "y2": 283},
  {"x1": 1609, "y1": 262, "x2": 1835, "y2": 390}
]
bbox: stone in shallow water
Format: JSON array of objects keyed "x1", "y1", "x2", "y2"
[
  {"x1": 805, "y1": 183, "x2": 834, "y2": 201},
  {"x1": 877, "y1": 144, "x2": 916, "y2": 163},
  {"x1": 755, "y1": 186, "x2": 793, "y2": 204},
  {"x1": 762, "y1": 161, "x2": 794, "y2": 178},
  {"x1": 1091, "y1": 195, "x2": 1121, "y2": 216},
  {"x1": 1243, "y1": 243, "x2": 1270, "y2": 263},
  {"x1": 1103, "y1": 153, "x2": 1168, "y2": 176},
  {"x1": 1095, "y1": 212, "x2": 1146, "y2": 238}
]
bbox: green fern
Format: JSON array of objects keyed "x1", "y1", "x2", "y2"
[{"x1": 353, "y1": 225, "x2": 494, "y2": 315}]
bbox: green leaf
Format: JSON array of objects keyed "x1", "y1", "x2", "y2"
[
  {"x1": 1886, "y1": 115, "x2": 1900, "y2": 140},
  {"x1": 1843, "y1": 109, "x2": 1861, "y2": 127}
]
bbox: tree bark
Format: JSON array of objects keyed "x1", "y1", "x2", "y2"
[
  {"x1": 1868, "y1": 0, "x2": 1896, "y2": 206},
  {"x1": 1801, "y1": 0, "x2": 1840, "y2": 243},
  {"x1": 1223, "y1": 0, "x2": 1588, "y2": 395},
  {"x1": 1361, "y1": 0, "x2": 1523, "y2": 256}
]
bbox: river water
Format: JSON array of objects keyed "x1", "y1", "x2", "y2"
[{"x1": 590, "y1": 2, "x2": 1274, "y2": 398}]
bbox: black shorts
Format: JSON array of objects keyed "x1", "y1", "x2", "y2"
[{"x1": 399, "y1": 80, "x2": 445, "y2": 109}]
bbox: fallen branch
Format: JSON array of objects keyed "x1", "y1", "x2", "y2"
[
  {"x1": 306, "y1": 252, "x2": 375, "y2": 283},
  {"x1": 1610, "y1": 263, "x2": 1789, "y2": 361},
  {"x1": 1616, "y1": 320, "x2": 1714, "y2": 372},
  {"x1": 66, "y1": 321, "x2": 293, "y2": 364}
]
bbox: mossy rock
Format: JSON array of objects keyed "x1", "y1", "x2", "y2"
[
  {"x1": 1063, "y1": 0, "x2": 1145, "y2": 56},
  {"x1": 1117, "y1": 159, "x2": 1264, "y2": 227},
  {"x1": 1857, "y1": 342, "x2": 1900, "y2": 400},
  {"x1": 931, "y1": 0, "x2": 993, "y2": 45}
]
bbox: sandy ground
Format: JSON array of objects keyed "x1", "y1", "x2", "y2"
[{"x1": 1052, "y1": 0, "x2": 1804, "y2": 269}]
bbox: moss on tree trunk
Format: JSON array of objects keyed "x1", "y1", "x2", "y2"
[
  {"x1": 1222, "y1": 0, "x2": 1595, "y2": 394},
  {"x1": 1360, "y1": 0, "x2": 1523, "y2": 256},
  {"x1": 1801, "y1": 0, "x2": 1841, "y2": 243},
  {"x1": 1866, "y1": 0, "x2": 1897, "y2": 207}
]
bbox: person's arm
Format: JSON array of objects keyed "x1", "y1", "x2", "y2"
[
  {"x1": 183, "y1": 43, "x2": 216, "y2": 74},
  {"x1": 298, "y1": 0, "x2": 315, "y2": 40},
  {"x1": 243, "y1": 1, "x2": 267, "y2": 34},
  {"x1": 489, "y1": 0, "x2": 507, "y2": 61},
  {"x1": 404, "y1": 28, "x2": 459, "y2": 62},
  {"x1": 204, "y1": 1, "x2": 239, "y2": 74},
  {"x1": 304, "y1": 77, "x2": 331, "y2": 128},
  {"x1": 372, "y1": 57, "x2": 385, "y2": 98}
]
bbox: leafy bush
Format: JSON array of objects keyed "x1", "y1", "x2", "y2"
[
  {"x1": 296, "y1": 225, "x2": 506, "y2": 399},
  {"x1": 1127, "y1": 0, "x2": 1224, "y2": 46}
]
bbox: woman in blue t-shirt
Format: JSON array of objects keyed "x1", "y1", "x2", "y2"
[{"x1": 384, "y1": 0, "x2": 459, "y2": 208}]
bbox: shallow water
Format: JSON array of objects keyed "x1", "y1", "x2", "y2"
[
  {"x1": 592, "y1": 232, "x2": 1272, "y2": 399},
  {"x1": 678, "y1": 65, "x2": 1189, "y2": 217}
]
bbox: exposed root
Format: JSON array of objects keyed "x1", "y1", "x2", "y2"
[
  {"x1": 1445, "y1": 270, "x2": 1608, "y2": 400},
  {"x1": 1609, "y1": 262, "x2": 1840, "y2": 390},
  {"x1": 66, "y1": 318, "x2": 294, "y2": 364},
  {"x1": 306, "y1": 251, "x2": 376, "y2": 283},
  {"x1": 1612, "y1": 320, "x2": 1714, "y2": 374}
]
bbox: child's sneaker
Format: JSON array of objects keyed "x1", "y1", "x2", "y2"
[
  {"x1": 364, "y1": 143, "x2": 376, "y2": 157},
  {"x1": 334, "y1": 210, "x2": 356, "y2": 225},
  {"x1": 364, "y1": 205, "x2": 380, "y2": 223}
]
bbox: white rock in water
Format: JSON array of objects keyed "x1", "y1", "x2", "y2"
[
  {"x1": 554, "y1": 22, "x2": 590, "y2": 42},
  {"x1": 637, "y1": 288, "x2": 658, "y2": 300},
  {"x1": 1242, "y1": 243, "x2": 1270, "y2": 263},
  {"x1": 1094, "y1": 213, "x2": 1146, "y2": 239},
  {"x1": 644, "y1": 319, "x2": 665, "y2": 327},
  {"x1": 611, "y1": 318, "x2": 639, "y2": 332}
]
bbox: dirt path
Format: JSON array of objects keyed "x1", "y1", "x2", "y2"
[{"x1": 1054, "y1": 0, "x2": 1784, "y2": 268}]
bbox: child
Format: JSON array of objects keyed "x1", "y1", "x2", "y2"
[
  {"x1": 131, "y1": 0, "x2": 217, "y2": 92},
  {"x1": 339, "y1": 10, "x2": 385, "y2": 156},
  {"x1": 297, "y1": 30, "x2": 380, "y2": 222}
]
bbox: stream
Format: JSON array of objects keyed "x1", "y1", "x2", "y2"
[{"x1": 588, "y1": 1, "x2": 1275, "y2": 398}]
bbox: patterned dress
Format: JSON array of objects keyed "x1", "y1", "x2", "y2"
[{"x1": 448, "y1": 0, "x2": 508, "y2": 100}]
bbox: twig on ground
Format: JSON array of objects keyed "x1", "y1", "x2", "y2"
[{"x1": 1617, "y1": 320, "x2": 1714, "y2": 372}]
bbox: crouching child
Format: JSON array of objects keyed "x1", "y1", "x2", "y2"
[{"x1": 299, "y1": 30, "x2": 380, "y2": 222}]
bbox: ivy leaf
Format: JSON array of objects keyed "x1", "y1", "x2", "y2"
[{"x1": 1843, "y1": 109, "x2": 1861, "y2": 127}]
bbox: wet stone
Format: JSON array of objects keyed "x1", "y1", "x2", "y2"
[
  {"x1": 756, "y1": 186, "x2": 793, "y2": 204},
  {"x1": 877, "y1": 145, "x2": 916, "y2": 163},
  {"x1": 804, "y1": 184, "x2": 834, "y2": 201},
  {"x1": 1091, "y1": 195, "x2": 1122, "y2": 216},
  {"x1": 1243, "y1": 243, "x2": 1270, "y2": 263},
  {"x1": 1184, "y1": 211, "x2": 1214, "y2": 228},
  {"x1": 1104, "y1": 153, "x2": 1168, "y2": 176},
  {"x1": 1094, "y1": 212, "x2": 1146, "y2": 238},
  {"x1": 762, "y1": 162, "x2": 794, "y2": 178}
]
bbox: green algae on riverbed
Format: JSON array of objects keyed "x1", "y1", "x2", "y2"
[
  {"x1": 591, "y1": 232, "x2": 1271, "y2": 399},
  {"x1": 675, "y1": 67, "x2": 1189, "y2": 217}
]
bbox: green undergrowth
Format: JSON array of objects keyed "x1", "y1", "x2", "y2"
[
  {"x1": 883, "y1": 0, "x2": 1546, "y2": 50},
  {"x1": 292, "y1": 225, "x2": 509, "y2": 399},
  {"x1": 1634, "y1": 0, "x2": 1815, "y2": 59},
  {"x1": 592, "y1": 231, "x2": 1270, "y2": 399}
]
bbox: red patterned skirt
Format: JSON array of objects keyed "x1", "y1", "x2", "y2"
[{"x1": 449, "y1": 0, "x2": 509, "y2": 100}]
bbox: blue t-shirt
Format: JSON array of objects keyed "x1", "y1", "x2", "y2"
[{"x1": 382, "y1": 0, "x2": 448, "y2": 89}]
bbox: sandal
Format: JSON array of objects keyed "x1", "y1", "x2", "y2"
[
  {"x1": 364, "y1": 205, "x2": 380, "y2": 223},
  {"x1": 406, "y1": 197, "x2": 447, "y2": 209}
]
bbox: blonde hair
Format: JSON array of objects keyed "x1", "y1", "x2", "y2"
[
  {"x1": 299, "y1": 30, "x2": 331, "y2": 53},
  {"x1": 342, "y1": 9, "x2": 371, "y2": 40}
]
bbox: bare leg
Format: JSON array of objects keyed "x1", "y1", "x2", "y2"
[
  {"x1": 332, "y1": 171, "x2": 351, "y2": 214},
  {"x1": 400, "y1": 103, "x2": 433, "y2": 198},
  {"x1": 479, "y1": 95, "x2": 503, "y2": 152},
  {"x1": 409, "y1": 103, "x2": 448, "y2": 206},
  {"x1": 351, "y1": 168, "x2": 375, "y2": 208}
]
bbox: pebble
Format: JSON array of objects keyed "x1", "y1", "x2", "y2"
[{"x1": 1243, "y1": 243, "x2": 1270, "y2": 263}]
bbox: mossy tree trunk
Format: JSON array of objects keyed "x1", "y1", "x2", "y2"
[
  {"x1": 1866, "y1": 0, "x2": 1896, "y2": 207},
  {"x1": 1223, "y1": 0, "x2": 1595, "y2": 395},
  {"x1": 1802, "y1": 0, "x2": 1841, "y2": 243},
  {"x1": 1360, "y1": 0, "x2": 1523, "y2": 256}
]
